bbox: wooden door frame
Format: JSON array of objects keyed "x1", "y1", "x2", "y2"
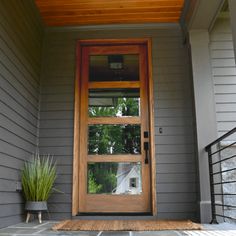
[{"x1": 72, "y1": 38, "x2": 156, "y2": 216}]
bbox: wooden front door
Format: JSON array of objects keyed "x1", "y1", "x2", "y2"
[{"x1": 76, "y1": 39, "x2": 155, "y2": 214}]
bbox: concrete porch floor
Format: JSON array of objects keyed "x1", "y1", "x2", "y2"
[{"x1": 0, "y1": 221, "x2": 236, "y2": 236}]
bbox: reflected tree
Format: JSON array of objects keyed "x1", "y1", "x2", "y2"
[
  {"x1": 89, "y1": 98, "x2": 140, "y2": 155},
  {"x1": 88, "y1": 97, "x2": 140, "y2": 194},
  {"x1": 88, "y1": 163, "x2": 117, "y2": 194}
]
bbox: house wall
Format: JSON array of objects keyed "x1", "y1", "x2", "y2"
[
  {"x1": 0, "y1": 0, "x2": 43, "y2": 228},
  {"x1": 210, "y1": 15, "x2": 236, "y2": 137},
  {"x1": 39, "y1": 26, "x2": 199, "y2": 221},
  {"x1": 209, "y1": 12, "x2": 236, "y2": 222}
]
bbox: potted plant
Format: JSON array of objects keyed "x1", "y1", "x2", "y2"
[{"x1": 21, "y1": 153, "x2": 57, "y2": 223}]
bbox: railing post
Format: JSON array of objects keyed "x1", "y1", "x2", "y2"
[{"x1": 207, "y1": 147, "x2": 218, "y2": 224}]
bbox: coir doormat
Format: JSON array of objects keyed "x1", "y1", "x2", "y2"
[{"x1": 52, "y1": 219, "x2": 202, "y2": 231}]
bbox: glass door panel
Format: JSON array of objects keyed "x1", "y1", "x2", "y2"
[
  {"x1": 89, "y1": 88, "x2": 140, "y2": 117},
  {"x1": 88, "y1": 124, "x2": 141, "y2": 155},
  {"x1": 87, "y1": 162, "x2": 142, "y2": 195},
  {"x1": 89, "y1": 54, "x2": 139, "y2": 82}
]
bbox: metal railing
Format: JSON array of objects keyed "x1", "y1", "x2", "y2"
[{"x1": 205, "y1": 127, "x2": 236, "y2": 224}]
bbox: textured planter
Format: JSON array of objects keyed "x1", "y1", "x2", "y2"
[{"x1": 25, "y1": 201, "x2": 48, "y2": 211}]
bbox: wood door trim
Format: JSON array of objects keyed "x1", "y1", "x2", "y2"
[
  {"x1": 88, "y1": 117, "x2": 141, "y2": 125},
  {"x1": 72, "y1": 42, "x2": 81, "y2": 216},
  {"x1": 147, "y1": 39, "x2": 157, "y2": 216},
  {"x1": 78, "y1": 38, "x2": 150, "y2": 46},
  {"x1": 72, "y1": 38, "x2": 156, "y2": 216},
  {"x1": 78, "y1": 46, "x2": 91, "y2": 213},
  {"x1": 84, "y1": 195, "x2": 148, "y2": 213},
  {"x1": 89, "y1": 81, "x2": 140, "y2": 89},
  {"x1": 88, "y1": 155, "x2": 142, "y2": 163},
  {"x1": 138, "y1": 44, "x2": 150, "y2": 214},
  {"x1": 88, "y1": 45, "x2": 141, "y2": 54}
]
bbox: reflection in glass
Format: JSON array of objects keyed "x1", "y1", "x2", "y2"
[
  {"x1": 89, "y1": 89, "x2": 140, "y2": 117},
  {"x1": 87, "y1": 162, "x2": 142, "y2": 194},
  {"x1": 89, "y1": 55, "x2": 139, "y2": 81},
  {"x1": 88, "y1": 125, "x2": 141, "y2": 155}
]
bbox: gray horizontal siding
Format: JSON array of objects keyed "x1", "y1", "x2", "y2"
[
  {"x1": 210, "y1": 16, "x2": 236, "y2": 138},
  {"x1": 0, "y1": 0, "x2": 43, "y2": 228},
  {"x1": 39, "y1": 27, "x2": 198, "y2": 221}
]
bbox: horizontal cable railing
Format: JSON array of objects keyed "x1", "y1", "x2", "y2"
[{"x1": 205, "y1": 127, "x2": 236, "y2": 224}]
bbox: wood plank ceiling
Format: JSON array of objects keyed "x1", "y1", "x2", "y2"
[{"x1": 35, "y1": 0, "x2": 185, "y2": 26}]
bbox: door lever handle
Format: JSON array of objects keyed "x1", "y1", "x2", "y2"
[{"x1": 144, "y1": 142, "x2": 149, "y2": 164}]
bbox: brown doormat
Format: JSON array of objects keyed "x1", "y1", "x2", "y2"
[{"x1": 52, "y1": 220, "x2": 202, "y2": 231}]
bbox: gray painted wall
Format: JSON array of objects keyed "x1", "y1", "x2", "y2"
[
  {"x1": 229, "y1": 0, "x2": 236, "y2": 62},
  {"x1": 39, "y1": 26, "x2": 199, "y2": 221},
  {"x1": 210, "y1": 15, "x2": 236, "y2": 137},
  {"x1": 0, "y1": 0, "x2": 43, "y2": 228}
]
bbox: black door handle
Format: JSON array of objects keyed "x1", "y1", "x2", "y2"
[{"x1": 144, "y1": 142, "x2": 149, "y2": 164}]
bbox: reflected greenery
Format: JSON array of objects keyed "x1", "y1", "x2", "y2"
[
  {"x1": 87, "y1": 163, "x2": 142, "y2": 194},
  {"x1": 88, "y1": 90, "x2": 141, "y2": 155},
  {"x1": 87, "y1": 88, "x2": 142, "y2": 194},
  {"x1": 89, "y1": 89, "x2": 140, "y2": 117},
  {"x1": 88, "y1": 163, "x2": 117, "y2": 194},
  {"x1": 88, "y1": 125, "x2": 140, "y2": 155},
  {"x1": 89, "y1": 97, "x2": 139, "y2": 117}
]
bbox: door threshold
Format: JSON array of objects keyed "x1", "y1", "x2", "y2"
[
  {"x1": 73, "y1": 213, "x2": 156, "y2": 220},
  {"x1": 77, "y1": 212, "x2": 152, "y2": 216}
]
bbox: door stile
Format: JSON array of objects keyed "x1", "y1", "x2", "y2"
[
  {"x1": 78, "y1": 46, "x2": 89, "y2": 212},
  {"x1": 147, "y1": 39, "x2": 157, "y2": 215},
  {"x1": 72, "y1": 43, "x2": 82, "y2": 216},
  {"x1": 139, "y1": 44, "x2": 151, "y2": 211}
]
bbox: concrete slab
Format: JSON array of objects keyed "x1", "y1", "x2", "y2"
[
  {"x1": 99, "y1": 232, "x2": 128, "y2": 236},
  {"x1": 1, "y1": 221, "x2": 236, "y2": 236},
  {"x1": 133, "y1": 231, "x2": 181, "y2": 236}
]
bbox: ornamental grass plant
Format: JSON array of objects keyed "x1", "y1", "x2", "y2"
[{"x1": 21, "y1": 153, "x2": 57, "y2": 202}]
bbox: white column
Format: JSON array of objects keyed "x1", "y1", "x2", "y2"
[
  {"x1": 189, "y1": 30, "x2": 218, "y2": 223},
  {"x1": 229, "y1": 0, "x2": 236, "y2": 63}
]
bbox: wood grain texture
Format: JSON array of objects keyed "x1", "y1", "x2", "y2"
[
  {"x1": 34, "y1": 0, "x2": 184, "y2": 26},
  {"x1": 72, "y1": 43, "x2": 81, "y2": 216},
  {"x1": 78, "y1": 38, "x2": 152, "y2": 46},
  {"x1": 78, "y1": 46, "x2": 90, "y2": 212},
  {"x1": 139, "y1": 43, "x2": 151, "y2": 215},
  {"x1": 88, "y1": 45, "x2": 141, "y2": 54},
  {"x1": 87, "y1": 155, "x2": 142, "y2": 162},
  {"x1": 147, "y1": 39, "x2": 157, "y2": 216},
  {"x1": 76, "y1": 39, "x2": 152, "y2": 214},
  {"x1": 88, "y1": 117, "x2": 141, "y2": 125},
  {"x1": 89, "y1": 81, "x2": 140, "y2": 89},
  {"x1": 85, "y1": 195, "x2": 149, "y2": 212}
]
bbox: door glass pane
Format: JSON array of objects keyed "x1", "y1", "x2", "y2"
[
  {"x1": 87, "y1": 162, "x2": 142, "y2": 194},
  {"x1": 89, "y1": 55, "x2": 139, "y2": 81},
  {"x1": 89, "y1": 88, "x2": 140, "y2": 117},
  {"x1": 88, "y1": 125, "x2": 141, "y2": 155}
]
